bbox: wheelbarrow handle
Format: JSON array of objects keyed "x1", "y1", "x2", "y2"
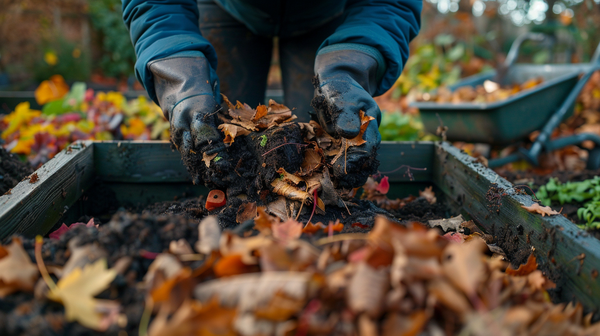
[
  {"x1": 522, "y1": 64, "x2": 600, "y2": 165},
  {"x1": 504, "y1": 32, "x2": 550, "y2": 68}
]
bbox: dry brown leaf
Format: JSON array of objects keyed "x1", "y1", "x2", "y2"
[
  {"x1": 254, "y1": 291, "x2": 306, "y2": 321},
  {"x1": 169, "y1": 239, "x2": 194, "y2": 255},
  {"x1": 347, "y1": 262, "x2": 389, "y2": 317},
  {"x1": 62, "y1": 241, "x2": 107, "y2": 278},
  {"x1": 219, "y1": 231, "x2": 272, "y2": 265},
  {"x1": 194, "y1": 272, "x2": 313, "y2": 314},
  {"x1": 254, "y1": 104, "x2": 268, "y2": 121},
  {"x1": 145, "y1": 253, "x2": 183, "y2": 290},
  {"x1": 218, "y1": 123, "x2": 251, "y2": 144},
  {"x1": 266, "y1": 196, "x2": 289, "y2": 221},
  {"x1": 441, "y1": 237, "x2": 487, "y2": 298},
  {"x1": 47, "y1": 259, "x2": 119, "y2": 331},
  {"x1": 382, "y1": 311, "x2": 428, "y2": 336},
  {"x1": 419, "y1": 186, "x2": 437, "y2": 204},
  {"x1": 236, "y1": 202, "x2": 257, "y2": 223},
  {"x1": 506, "y1": 253, "x2": 538, "y2": 276},
  {"x1": 521, "y1": 203, "x2": 560, "y2": 217},
  {"x1": 148, "y1": 297, "x2": 236, "y2": 336},
  {"x1": 271, "y1": 179, "x2": 312, "y2": 202},
  {"x1": 347, "y1": 110, "x2": 376, "y2": 147},
  {"x1": 223, "y1": 95, "x2": 256, "y2": 122},
  {"x1": 276, "y1": 167, "x2": 304, "y2": 185},
  {"x1": 214, "y1": 254, "x2": 257, "y2": 277},
  {"x1": 196, "y1": 216, "x2": 221, "y2": 254},
  {"x1": 272, "y1": 219, "x2": 303, "y2": 243},
  {"x1": 0, "y1": 237, "x2": 39, "y2": 298},
  {"x1": 428, "y1": 279, "x2": 472, "y2": 315},
  {"x1": 202, "y1": 152, "x2": 218, "y2": 168},
  {"x1": 299, "y1": 147, "x2": 323, "y2": 176},
  {"x1": 254, "y1": 207, "x2": 276, "y2": 234}
]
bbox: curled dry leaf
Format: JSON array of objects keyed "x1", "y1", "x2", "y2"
[
  {"x1": 521, "y1": 203, "x2": 560, "y2": 217},
  {"x1": 505, "y1": 253, "x2": 538, "y2": 276},
  {"x1": 253, "y1": 104, "x2": 268, "y2": 121},
  {"x1": 428, "y1": 214, "x2": 465, "y2": 232},
  {"x1": 169, "y1": 239, "x2": 194, "y2": 255},
  {"x1": 347, "y1": 262, "x2": 389, "y2": 317},
  {"x1": 218, "y1": 124, "x2": 251, "y2": 144},
  {"x1": 271, "y1": 179, "x2": 312, "y2": 202},
  {"x1": 276, "y1": 167, "x2": 304, "y2": 185},
  {"x1": 196, "y1": 216, "x2": 221, "y2": 254},
  {"x1": 47, "y1": 258, "x2": 118, "y2": 331},
  {"x1": 202, "y1": 152, "x2": 218, "y2": 168},
  {"x1": 144, "y1": 253, "x2": 183, "y2": 290},
  {"x1": 272, "y1": 219, "x2": 303, "y2": 243},
  {"x1": 148, "y1": 297, "x2": 236, "y2": 336},
  {"x1": 441, "y1": 237, "x2": 488, "y2": 298},
  {"x1": 419, "y1": 186, "x2": 437, "y2": 204},
  {"x1": 236, "y1": 202, "x2": 257, "y2": 224},
  {"x1": 0, "y1": 237, "x2": 39, "y2": 298},
  {"x1": 195, "y1": 272, "x2": 313, "y2": 315}
]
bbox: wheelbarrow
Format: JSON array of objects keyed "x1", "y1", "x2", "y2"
[{"x1": 411, "y1": 33, "x2": 600, "y2": 169}]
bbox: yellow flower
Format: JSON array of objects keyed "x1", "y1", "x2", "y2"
[
  {"x1": 120, "y1": 118, "x2": 146, "y2": 138},
  {"x1": 35, "y1": 75, "x2": 70, "y2": 105},
  {"x1": 11, "y1": 138, "x2": 35, "y2": 155},
  {"x1": 1, "y1": 102, "x2": 42, "y2": 139},
  {"x1": 72, "y1": 48, "x2": 81, "y2": 59},
  {"x1": 44, "y1": 51, "x2": 58, "y2": 66}
]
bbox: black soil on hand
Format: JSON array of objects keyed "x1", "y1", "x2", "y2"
[
  {"x1": 181, "y1": 123, "x2": 305, "y2": 201},
  {"x1": 0, "y1": 147, "x2": 33, "y2": 195}
]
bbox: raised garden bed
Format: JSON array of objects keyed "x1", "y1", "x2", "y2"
[{"x1": 1, "y1": 140, "x2": 599, "y2": 319}]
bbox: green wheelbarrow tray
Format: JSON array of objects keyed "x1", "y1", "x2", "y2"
[{"x1": 412, "y1": 63, "x2": 584, "y2": 145}]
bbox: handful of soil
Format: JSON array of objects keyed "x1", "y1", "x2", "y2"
[{"x1": 179, "y1": 97, "x2": 379, "y2": 209}]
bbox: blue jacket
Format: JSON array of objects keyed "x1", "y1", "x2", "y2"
[{"x1": 122, "y1": 0, "x2": 422, "y2": 103}]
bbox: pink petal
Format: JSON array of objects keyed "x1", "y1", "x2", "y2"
[
  {"x1": 49, "y1": 223, "x2": 70, "y2": 240},
  {"x1": 375, "y1": 176, "x2": 390, "y2": 195}
]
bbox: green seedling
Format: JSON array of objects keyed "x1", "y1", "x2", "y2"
[
  {"x1": 537, "y1": 177, "x2": 600, "y2": 230},
  {"x1": 259, "y1": 135, "x2": 268, "y2": 147},
  {"x1": 214, "y1": 156, "x2": 222, "y2": 162}
]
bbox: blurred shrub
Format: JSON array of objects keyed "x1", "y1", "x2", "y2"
[
  {"x1": 33, "y1": 37, "x2": 90, "y2": 83},
  {"x1": 89, "y1": 0, "x2": 136, "y2": 78}
]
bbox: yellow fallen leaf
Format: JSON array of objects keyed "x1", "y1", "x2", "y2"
[
  {"x1": 35, "y1": 75, "x2": 69, "y2": 105},
  {"x1": 47, "y1": 258, "x2": 118, "y2": 331},
  {"x1": 1, "y1": 102, "x2": 42, "y2": 139}
]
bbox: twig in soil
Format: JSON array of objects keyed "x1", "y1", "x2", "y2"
[
  {"x1": 305, "y1": 189, "x2": 318, "y2": 227},
  {"x1": 375, "y1": 165, "x2": 428, "y2": 181},
  {"x1": 513, "y1": 184, "x2": 540, "y2": 201},
  {"x1": 315, "y1": 233, "x2": 369, "y2": 246},
  {"x1": 35, "y1": 236, "x2": 58, "y2": 292},
  {"x1": 295, "y1": 198, "x2": 306, "y2": 221},
  {"x1": 262, "y1": 143, "x2": 308, "y2": 156},
  {"x1": 344, "y1": 139, "x2": 348, "y2": 174}
]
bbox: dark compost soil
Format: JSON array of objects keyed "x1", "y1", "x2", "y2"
[{"x1": 0, "y1": 147, "x2": 33, "y2": 195}]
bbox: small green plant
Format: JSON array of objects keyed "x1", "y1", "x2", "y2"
[
  {"x1": 577, "y1": 202, "x2": 600, "y2": 229},
  {"x1": 536, "y1": 177, "x2": 600, "y2": 229},
  {"x1": 259, "y1": 135, "x2": 268, "y2": 147},
  {"x1": 213, "y1": 156, "x2": 222, "y2": 162}
]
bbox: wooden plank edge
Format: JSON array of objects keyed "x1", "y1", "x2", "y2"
[
  {"x1": 434, "y1": 141, "x2": 600, "y2": 315},
  {"x1": 0, "y1": 141, "x2": 95, "y2": 239}
]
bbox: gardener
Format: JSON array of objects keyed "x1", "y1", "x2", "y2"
[{"x1": 122, "y1": 0, "x2": 421, "y2": 187}]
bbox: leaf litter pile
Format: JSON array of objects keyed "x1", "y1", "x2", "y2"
[{"x1": 2, "y1": 99, "x2": 600, "y2": 335}]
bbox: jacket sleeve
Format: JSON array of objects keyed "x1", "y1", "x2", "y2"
[
  {"x1": 317, "y1": 0, "x2": 422, "y2": 96},
  {"x1": 122, "y1": 0, "x2": 218, "y2": 103}
]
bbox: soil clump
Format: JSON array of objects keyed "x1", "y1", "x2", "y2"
[{"x1": 0, "y1": 147, "x2": 33, "y2": 195}]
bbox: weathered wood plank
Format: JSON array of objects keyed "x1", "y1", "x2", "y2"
[
  {"x1": 433, "y1": 142, "x2": 600, "y2": 315},
  {"x1": 94, "y1": 141, "x2": 189, "y2": 183},
  {"x1": 0, "y1": 141, "x2": 94, "y2": 239},
  {"x1": 94, "y1": 140, "x2": 433, "y2": 184}
]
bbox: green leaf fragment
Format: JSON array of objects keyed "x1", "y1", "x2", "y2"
[
  {"x1": 214, "y1": 156, "x2": 222, "y2": 162},
  {"x1": 260, "y1": 135, "x2": 268, "y2": 147}
]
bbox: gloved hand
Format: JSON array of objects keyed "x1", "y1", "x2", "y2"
[
  {"x1": 311, "y1": 48, "x2": 382, "y2": 188},
  {"x1": 149, "y1": 56, "x2": 224, "y2": 156}
]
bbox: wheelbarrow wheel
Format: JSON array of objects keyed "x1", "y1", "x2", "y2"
[{"x1": 587, "y1": 148, "x2": 600, "y2": 170}]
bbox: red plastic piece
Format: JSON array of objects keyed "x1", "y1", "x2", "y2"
[{"x1": 206, "y1": 190, "x2": 226, "y2": 211}]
